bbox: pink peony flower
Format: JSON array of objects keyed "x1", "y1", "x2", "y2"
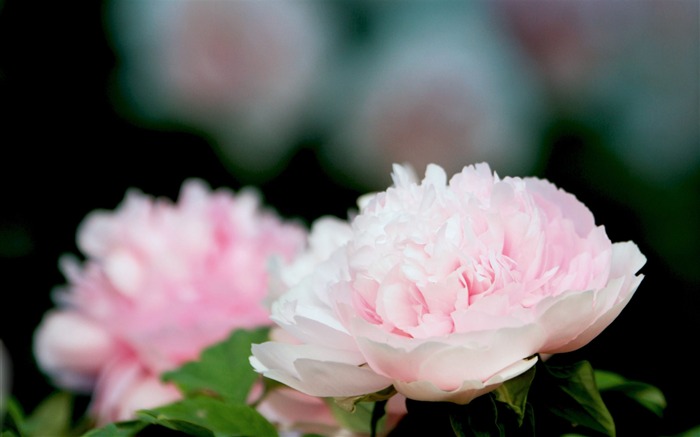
[
  {"x1": 318, "y1": 3, "x2": 545, "y2": 192},
  {"x1": 33, "y1": 179, "x2": 307, "y2": 424},
  {"x1": 493, "y1": 0, "x2": 700, "y2": 183},
  {"x1": 106, "y1": 0, "x2": 335, "y2": 182},
  {"x1": 251, "y1": 162, "x2": 646, "y2": 404}
]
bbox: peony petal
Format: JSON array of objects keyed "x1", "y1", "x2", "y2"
[
  {"x1": 525, "y1": 178, "x2": 596, "y2": 237},
  {"x1": 112, "y1": 376, "x2": 181, "y2": 423},
  {"x1": 547, "y1": 242, "x2": 646, "y2": 353},
  {"x1": 250, "y1": 342, "x2": 392, "y2": 397},
  {"x1": 272, "y1": 311, "x2": 356, "y2": 351},
  {"x1": 33, "y1": 311, "x2": 117, "y2": 392},
  {"x1": 391, "y1": 163, "x2": 419, "y2": 188},
  {"x1": 353, "y1": 318, "x2": 544, "y2": 388},
  {"x1": 538, "y1": 242, "x2": 646, "y2": 353},
  {"x1": 256, "y1": 386, "x2": 339, "y2": 431},
  {"x1": 609, "y1": 241, "x2": 648, "y2": 282},
  {"x1": 394, "y1": 355, "x2": 538, "y2": 404},
  {"x1": 535, "y1": 287, "x2": 605, "y2": 354}
]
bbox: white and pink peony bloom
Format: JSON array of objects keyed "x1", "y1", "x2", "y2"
[
  {"x1": 251, "y1": 162, "x2": 646, "y2": 404},
  {"x1": 33, "y1": 179, "x2": 307, "y2": 424}
]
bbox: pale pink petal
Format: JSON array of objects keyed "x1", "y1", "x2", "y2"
[
  {"x1": 354, "y1": 322, "x2": 544, "y2": 390},
  {"x1": 256, "y1": 387, "x2": 338, "y2": 431},
  {"x1": 394, "y1": 356, "x2": 538, "y2": 404},
  {"x1": 545, "y1": 241, "x2": 646, "y2": 353},
  {"x1": 251, "y1": 342, "x2": 392, "y2": 397},
  {"x1": 33, "y1": 311, "x2": 116, "y2": 392},
  {"x1": 112, "y1": 376, "x2": 181, "y2": 422}
]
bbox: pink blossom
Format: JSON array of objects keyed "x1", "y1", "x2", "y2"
[
  {"x1": 106, "y1": 0, "x2": 335, "y2": 181},
  {"x1": 319, "y1": 3, "x2": 545, "y2": 192},
  {"x1": 251, "y1": 163, "x2": 646, "y2": 404},
  {"x1": 493, "y1": 0, "x2": 700, "y2": 182},
  {"x1": 33, "y1": 179, "x2": 307, "y2": 424}
]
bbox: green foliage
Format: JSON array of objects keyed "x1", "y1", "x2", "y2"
[
  {"x1": 82, "y1": 421, "x2": 147, "y2": 437},
  {"x1": 20, "y1": 392, "x2": 72, "y2": 437},
  {"x1": 535, "y1": 360, "x2": 616, "y2": 437},
  {"x1": 329, "y1": 385, "x2": 398, "y2": 436},
  {"x1": 328, "y1": 398, "x2": 377, "y2": 435},
  {"x1": 333, "y1": 385, "x2": 396, "y2": 413},
  {"x1": 2, "y1": 392, "x2": 88, "y2": 437},
  {"x1": 162, "y1": 327, "x2": 270, "y2": 404},
  {"x1": 2, "y1": 397, "x2": 24, "y2": 436},
  {"x1": 327, "y1": 396, "x2": 392, "y2": 436},
  {"x1": 3, "y1": 331, "x2": 677, "y2": 437},
  {"x1": 81, "y1": 327, "x2": 279, "y2": 437},
  {"x1": 449, "y1": 394, "x2": 504, "y2": 437},
  {"x1": 370, "y1": 399, "x2": 388, "y2": 437},
  {"x1": 493, "y1": 364, "x2": 537, "y2": 426},
  {"x1": 138, "y1": 397, "x2": 278, "y2": 437},
  {"x1": 670, "y1": 425, "x2": 700, "y2": 437},
  {"x1": 594, "y1": 370, "x2": 666, "y2": 417},
  {"x1": 391, "y1": 358, "x2": 626, "y2": 436}
]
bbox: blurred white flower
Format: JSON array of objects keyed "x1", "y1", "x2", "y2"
[
  {"x1": 494, "y1": 0, "x2": 700, "y2": 184},
  {"x1": 317, "y1": 2, "x2": 546, "y2": 191},
  {"x1": 106, "y1": 0, "x2": 336, "y2": 182}
]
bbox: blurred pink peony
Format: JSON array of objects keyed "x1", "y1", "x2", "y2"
[
  {"x1": 318, "y1": 3, "x2": 545, "y2": 192},
  {"x1": 106, "y1": 0, "x2": 335, "y2": 182},
  {"x1": 33, "y1": 179, "x2": 308, "y2": 424},
  {"x1": 251, "y1": 162, "x2": 646, "y2": 404},
  {"x1": 493, "y1": 0, "x2": 700, "y2": 183}
]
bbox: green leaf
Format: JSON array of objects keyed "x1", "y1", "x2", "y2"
[
  {"x1": 449, "y1": 395, "x2": 504, "y2": 437},
  {"x1": 593, "y1": 370, "x2": 626, "y2": 390},
  {"x1": 328, "y1": 398, "x2": 385, "y2": 435},
  {"x1": 370, "y1": 400, "x2": 387, "y2": 437},
  {"x1": 138, "y1": 397, "x2": 278, "y2": 437},
  {"x1": 162, "y1": 327, "x2": 270, "y2": 404},
  {"x1": 541, "y1": 360, "x2": 616, "y2": 437},
  {"x1": 333, "y1": 386, "x2": 396, "y2": 413},
  {"x1": 3, "y1": 397, "x2": 25, "y2": 436},
  {"x1": 139, "y1": 420, "x2": 214, "y2": 437},
  {"x1": 493, "y1": 363, "x2": 537, "y2": 425},
  {"x1": 21, "y1": 392, "x2": 72, "y2": 437},
  {"x1": 520, "y1": 403, "x2": 536, "y2": 436},
  {"x1": 671, "y1": 425, "x2": 700, "y2": 437},
  {"x1": 594, "y1": 370, "x2": 666, "y2": 417},
  {"x1": 81, "y1": 420, "x2": 148, "y2": 437}
]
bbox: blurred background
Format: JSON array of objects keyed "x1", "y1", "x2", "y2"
[{"x1": 1, "y1": 0, "x2": 698, "y2": 434}]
